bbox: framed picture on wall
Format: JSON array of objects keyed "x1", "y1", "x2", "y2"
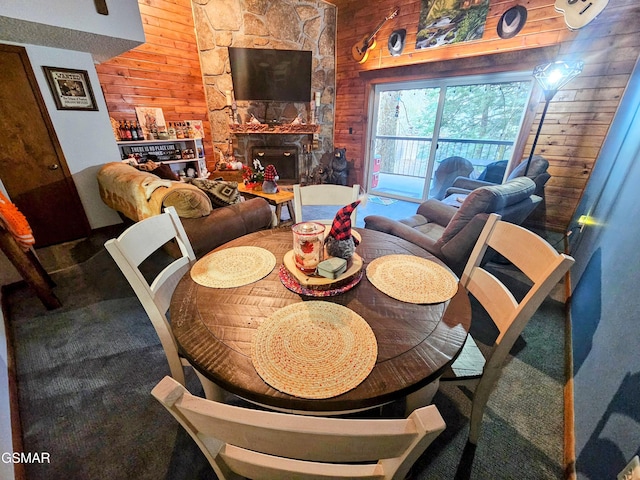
[
  {"x1": 135, "y1": 107, "x2": 167, "y2": 140},
  {"x1": 42, "y1": 66, "x2": 98, "y2": 111}
]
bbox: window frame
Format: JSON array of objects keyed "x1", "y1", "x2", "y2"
[{"x1": 365, "y1": 70, "x2": 536, "y2": 201}]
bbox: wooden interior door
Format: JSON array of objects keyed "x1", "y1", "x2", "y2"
[{"x1": 0, "y1": 44, "x2": 90, "y2": 247}]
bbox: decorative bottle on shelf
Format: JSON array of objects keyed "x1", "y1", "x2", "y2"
[
  {"x1": 135, "y1": 121, "x2": 143, "y2": 140},
  {"x1": 129, "y1": 121, "x2": 138, "y2": 141},
  {"x1": 123, "y1": 121, "x2": 132, "y2": 141},
  {"x1": 168, "y1": 122, "x2": 177, "y2": 139},
  {"x1": 118, "y1": 121, "x2": 127, "y2": 141},
  {"x1": 186, "y1": 121, "x2": 195, "y2": 139},
  {"x1": 176, "y1": 122, "x2": 184, "y2": 139}
]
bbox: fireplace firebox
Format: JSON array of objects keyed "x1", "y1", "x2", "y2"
[{"x1": 251, "y1": 146, "x2": 299, "y2": 184}]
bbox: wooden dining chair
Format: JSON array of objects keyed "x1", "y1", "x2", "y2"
[
  {"x1": 153, "y1": 375, "x2": 446, "y2": 480},
  {"x1": 436, "y1": 213, "x2": 574, "y2": 446},
  {"x1": 293, "y1": 183, "x2": 360, "y2": 224},
  {"x1": 105, "y1": 206, "x2": 222, "y2": 400}
]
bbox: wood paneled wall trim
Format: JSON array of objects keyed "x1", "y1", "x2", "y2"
[
  {"x1": 331, "y1": 0, "x2": 640, "y2": 232},
  {"x1": 357, "y1": 46, "x2": 560, "y2": 82},
  {"x1": 96, "y1": 0, "x2": 213, "y2": 163}
]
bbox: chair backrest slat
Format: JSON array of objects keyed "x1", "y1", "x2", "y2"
[
  {"x1": 485, "y1": 220, "x2": 563, "y2": 283},
  {"x1": 111, "y1": 213, "x2": 179, "y2": 267},
  {"x1": 220, "y1": 445, "x2": 386, "y2": 480},
  {"x1": 293, "y1": 184, "x2": 360, "y2": 224},
  {"x1": 152, "y1": 376, "x2": 445, "y2": 480}
]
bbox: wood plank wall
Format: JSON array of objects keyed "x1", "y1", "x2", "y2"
[
  {"x1": 92, "y1": 0, "x2": 639, "y2": 231},
  {"x1": 329, "y1": 0, "x2": 640, "y2": 232},
  {"x1": 95, "y1": 0, "x2": 213, "y2": 163}
]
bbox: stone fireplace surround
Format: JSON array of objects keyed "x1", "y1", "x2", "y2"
[{"x1": 191, "y1": 0, "x2": 336, "y2": 180}]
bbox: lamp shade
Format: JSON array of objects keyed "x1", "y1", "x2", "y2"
[{"x1": 533, "y1": 60, "x2": 584, "y2": 100}]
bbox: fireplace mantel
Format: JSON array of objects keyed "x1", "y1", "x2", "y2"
[{"x1": 229, "y1": 124, "x2": 319, "y2": 135}]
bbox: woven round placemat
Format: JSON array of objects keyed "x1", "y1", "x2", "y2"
[
  {"x1": 251, "y1": 301, "x2": 378, "y2": 399},
  {"x1": 366, "y1": 254, "x2": 458, "y2": 304},
  {"x1": 190, "y1": 246, "x2": 276, "y2": 288}
]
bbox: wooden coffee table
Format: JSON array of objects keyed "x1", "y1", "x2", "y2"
[
  {"x1": 171, "y1": 228, "x2": 471, "y2": 414},
  {"x1": 238, "y1": 183, "x2": 295, "y2": 227}
]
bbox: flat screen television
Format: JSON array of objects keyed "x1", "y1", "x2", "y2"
[{"x1": 228, "y1": 47, "x2": 312, "y2": 103}]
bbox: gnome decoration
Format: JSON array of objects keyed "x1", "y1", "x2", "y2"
[
  {"x1": 325, "y1": 201, "x2": 360, "y2": 260},
  {"x1": 262, "y1": 164, "x2": 279, "y2": 193}
]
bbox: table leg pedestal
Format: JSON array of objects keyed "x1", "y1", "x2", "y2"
[
  {"x1": 193, "y1": 369, "x2": 227, "y2": 402},
  {"x1": 405, "y1": 378, "x2": 440, "y2": 416}
]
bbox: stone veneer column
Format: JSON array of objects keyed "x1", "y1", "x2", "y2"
[{"x1": 191, "y1": 0, "x2": 336, "y2": 176}]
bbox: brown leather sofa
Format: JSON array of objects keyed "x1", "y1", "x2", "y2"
[
  {"x1": 97, "y1": 162, "x2": 273, "y2": 258},
  {"x1": 364, "y1": 177, "x2": 541, "y2": 275}
]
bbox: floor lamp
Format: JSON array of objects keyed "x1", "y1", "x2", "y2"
[{"x1": 524, "y1": 60, "x2": 584, "y2": 176}]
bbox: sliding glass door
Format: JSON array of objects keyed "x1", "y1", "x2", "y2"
[{"x1": 367, "y1": 72, "x2": 533, "y2": 202}]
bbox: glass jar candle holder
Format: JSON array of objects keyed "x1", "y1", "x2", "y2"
[{"x1": 292, "y1": 222, "x2": 325, "y2": 273}]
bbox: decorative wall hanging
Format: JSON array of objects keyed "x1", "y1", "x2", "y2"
[
  {"x1": 497, "y1": 5, "x2": 527, "y2": 39},
  {"x1": 352, "y1": 7, "x2": 399, "y2": 63},
  {"x1": 416, "y1": 0, "x2": 489, "y2": 50},
  {"x1": 554, "y1": 0, "x2": 609, "y2": 30},
  {"x1": 388, "y1": 29, "x2": 407, "y2": 56},
  {"x1": 42, "y1": 67, "x2": 98, "y2": 111}
]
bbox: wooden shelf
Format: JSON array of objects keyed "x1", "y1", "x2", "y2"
[
  {"x1": 229, "y1": 124, "x2": 319, "y2": 134},
  {"x1": 116, "y1": 138, "x2": 208, "y2": 178},
  {"x1": 116, "y1": 138, "x2": 202, "y2": 146}
]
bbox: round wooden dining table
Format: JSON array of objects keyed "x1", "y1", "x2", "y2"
[{"x1": 170, "y1": 227, "x2": 471, "y2": 414}]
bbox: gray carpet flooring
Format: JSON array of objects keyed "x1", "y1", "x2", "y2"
[{"x1": 4, "y1": 226, "x2": 566, "y2": 480}]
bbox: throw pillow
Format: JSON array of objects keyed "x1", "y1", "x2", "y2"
[
  {"x1": 135, "y1": 160, "x2": 180, "y2": 181},
  {"x1": 162, "y1": 188, "x2": 212, "y2": 218},
  {"x1": 185, "y1": 178, "x2": 241, "y2": 207},
  {"x1": 152, "y1": 164, "x2": 180, "y2": 181}
]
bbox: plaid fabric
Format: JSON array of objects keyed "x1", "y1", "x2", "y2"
[
  {"x1": 328, "y1": 201, "x2": 360, "y2": 242},
  {"x1": 264, "y1": 164, "x2": 278, "y2": 182}
]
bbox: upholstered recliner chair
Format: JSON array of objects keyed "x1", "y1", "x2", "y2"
[
  {"x1": 444, "y1": 155, "x2": 551, "y2": 232},
  {"x1": 445, "y1": 155, "x2": 550, "y2": 198},
  {"x1": 364, "y1": 177, "x2": 541, "y2": 275},
  {"x1": 429, "y1": 156, "x2": 474, "y2": 200}
]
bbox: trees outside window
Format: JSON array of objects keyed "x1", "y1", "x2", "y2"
[{"x1": 368, "y1": 72, "x2": 533, "y2": 201}]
